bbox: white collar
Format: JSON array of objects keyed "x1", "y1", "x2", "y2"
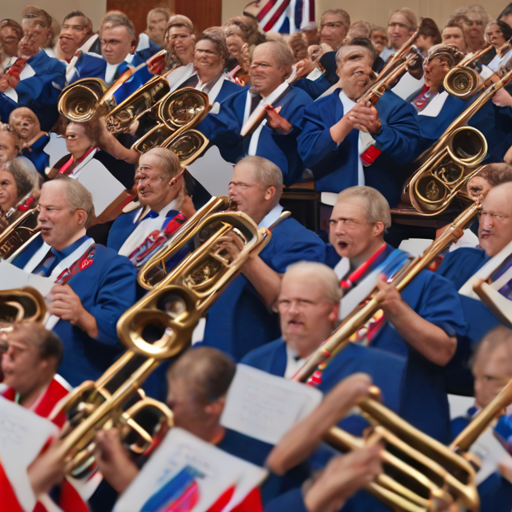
[
  {"x1": 105, "y1": 62, "x2": 120, "y2": 84},
  {"x1": 259, "y1": 204, "x2": 284, "y2": 229},
  {"x1": 338, "y1": 89, "x2": 356, "y2": 112},
  {"x1": 156, "y1": 199, "x2": 179, "y2": 218}
]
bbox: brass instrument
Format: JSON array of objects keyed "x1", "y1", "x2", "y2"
[
  {"x1": 57, "y1": 78, "x2": 110, "y2": 122},
  {"x1": 408, "y1": 65, "x2": 512, "y2": 216},
  {"x1": 359, "y1": 46, "x2": 423, "y2": 106},
  {"x1": 137, "y1": 196, "x2": 233, "y2": 290},
  {"x1": 293, "y1": 202, "x2": 480, "y2": 383},
  {"x1": 324, "y1": 386, "x2": 479, "y2": 512},
  {"x1": 0, "y1": 205, "x2": 40, "y2": 261},
  {"x1": 48, "y1": 210, "x2": 271, "y2": 477},
  {"x1": 0, "y1": 287, "x2": 47, "y2": 324},
  {"x1": 444, "y1": 43, "x2": 512, "y2": 99}
]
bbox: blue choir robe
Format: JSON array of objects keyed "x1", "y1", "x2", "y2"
[
  {"x1": 132, "y1": 33, "x2": 161, "y2": 66},
  {"x1": 0, "y1": 50, "x2": 65, "y2": 131},
  {"x1": 21, "y1": 133, "x2": 50, "y2": 176},
  {"x1": 12, "y1": 236, "x2": 137, "y2": 386},
  {"x1": 328, "y1": 245, "x2": 466, "y2": 443},
  {"x1": 107, "y1": 208, "x2": 141, "y2": 252},
  {"x1": 451, "y1": 413, "x2": 512, "y2": 512},
  {"x1": 437, "y1": 247, "x2": 501, "y2": 394},
  {"x1": 240, "y1": 337, "x2": 405, "y2": 414},
  {"x1": 201, "y1": 217, "x2": 325, "y2": 361},
  {"x1": 68, "y1": 53, "x2": 132, "y2": 85},
  {"x1": 297, "y1": 88, "x2": 420, "y2": 206},
  {"x1": 197, "y1": 86, "x2": 312, "y2": 186},
  {"x1": 293, "y1": 51, "x2": 337, "y2": 100}
]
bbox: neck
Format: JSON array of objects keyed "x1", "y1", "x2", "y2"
[
  {"x1": 53, "y1": 228, "x2": 87, "y2": 252},
  {"x1": 198, "y1": 68, "x2": 222, "y2": 85},
  {"x1": 252, "y1": 204, "x2": 275, "y2": 225},
  {"x1": 18, "y1": 377, "x2": 52, "y2": 409},
  {"x1": 208, "y1": 424, "x2": 226, "y2": 445},
  {"x1": 288, "y1": 332, "x2": 334, "y2": 359},
  {"x1": 149, "y1": 191, "x2": 179, "y2": 214},
  {"x1": 349, "y1": 239, "x2": 385, "y2": 271},
  {"x1": 71, "y1": 147, "x2": 93, "y2": 161}
]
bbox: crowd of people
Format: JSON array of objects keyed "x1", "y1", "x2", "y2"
[{"x1": 2, "y1": 2, "x2": 512, "y2": 512}]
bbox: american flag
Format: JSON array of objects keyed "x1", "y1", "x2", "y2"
[{"x1": 257, "y1": 0, "x2": 315, "y2": 34}]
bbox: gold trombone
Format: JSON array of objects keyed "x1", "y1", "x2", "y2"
[
  {"x1": 0, "y1": 206, "x2": 40, "y2": 261},
  {"x1": 407, "y1": 62, "x2": 512, "y2": 216},
  {"x1": 293, "y1": 201, "x2": 480, "y2": 383},
  {"x1": 48, "y1": 210, "x2": 271, "y2": 477},
  {"x1": 0, "y1": 287, "x2": 47, "y2": 325}
]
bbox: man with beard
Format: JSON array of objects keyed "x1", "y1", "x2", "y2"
[{"x1": 297, "y1": 38, "x2": 420, "y2": 206}]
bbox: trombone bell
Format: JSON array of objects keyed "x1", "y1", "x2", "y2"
[{"x1": 58, "y1": 78, "x2": 109, "y2": 122}]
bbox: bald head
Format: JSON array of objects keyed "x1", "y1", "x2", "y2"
[
  {"x1": 283, "y1": 262, "x2": 341, "y2": 303},
  {"x1": 479, "y1": 182, "x2": 512, "y2": 257}
]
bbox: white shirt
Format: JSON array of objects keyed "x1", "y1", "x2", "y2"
[
  {"x1": 105, "y1": 62, "x2": 121, "y2": 84},
  {"x1": 119, "y1": 200, "x2": 179, "y2": 256},
  {"x1": 284, "y1": 345, "x2": 307, "y2": 379},
  {"x1": 259, "y1": 204, "x2": 284, "y2": 229}
]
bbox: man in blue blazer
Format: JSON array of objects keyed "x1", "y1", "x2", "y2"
[
  {"x1": 69, "y1": 12, "x2": 158, "y2": 86},
  {"x1": 327, "y1": 186, "x2": 465, "y2": 443},
  {"x1": 297, "y1": 39, "x2": 420, "y2": 206},
  {"x1": 200, "y1": 156, "x2": 325, "y2": 361},
  {"x1": 197, "y1": 40, "x2": 312, "y2": 186},
  {"x1": 12, "y1": 176, "x2": 137, "y2": 386},
  {"x1": 0, "y1": 18, "x2": 65, "y2": 131}
]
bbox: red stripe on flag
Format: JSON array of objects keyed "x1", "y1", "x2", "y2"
[
  {"x1": 257, "y1": 0, "x2": 279, "y2": 22},
  {"x1": 263, "y1": 0, "x2": 291, "y2": 31}
]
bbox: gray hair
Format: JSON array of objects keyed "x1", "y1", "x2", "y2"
[
  {"x1": 3, "y1": 157, "x2": 37, "y2": 200},
  {"x1": 47, "y1": 175, "x2": 95, "y2": 224},
  {"x1": 237, "y1": 156, "x2": 283, "y2": 199},
  {"x1": 285, "y1": 261, "x2": 342, "y2": 302},
  {"x1": 336, "y1": 186, "x2": 392, "y2": 228},
  {"x1": 254, "y1": 40, "x2": 294, "y2": 73},
  {"x1": 140, "y1": 147, "x2": 182, "y2": 180},
  {"x1": 473, "y1": 325, "x2": 512, "y2": 369},
  {"x1": 100, "y1": 11, "x2": 137, "y2": 42}
]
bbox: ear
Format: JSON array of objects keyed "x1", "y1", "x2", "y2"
[
  {"x1": 264, "y1": 186, "x2": 276, "y2": 202},
  {"x1": 373, "y1": 221, "x2": 385, "y2": 238},
  {"x1": 328, "y1": 302, "x2": 340, "y2": 323},
  {"x1": 204, "y1": 397, "x2": 225, "y2": 418},
  {"x1": 75, "y1": 208, "x2": 88, "y2": 227}
]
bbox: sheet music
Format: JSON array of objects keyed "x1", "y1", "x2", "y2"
[
  {"x1": 0, "y1": 262, "x2": 53, "y2": 297},
  {"x1": 221, "y1": 364, "x2": 323, "y2": 445}
]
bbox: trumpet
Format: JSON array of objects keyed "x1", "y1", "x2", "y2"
[
  {"x1": 408, "y1": 64, "x2": 512, "y2": 216},
  {"x1": 293, "y1": 201, "x2": 480, "y2": 383},
  {"x1": 48, "y1": 210, "x2": 271, "y2": 477}
]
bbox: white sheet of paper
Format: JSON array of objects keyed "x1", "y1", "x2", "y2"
[
  {"x1": 75, "y1": 159, "x2": 126, "y2": 215},
  {"x1": 113, "y1": 427, "x2": 267, "y2": 512},
  {"x1": 0, "y1": 261, "x2": 53, "y2": 297},
  {"x1": 186, "y1": 146, "x2": 234, "y2": 197},
  {"x1": 391, "y1": 72, "x2": 424, "y2": 100},
  {"x1": 44, "y1": 133, "x2": 69, "y2": 168},
  {"x1": 221, "y1": 364, "x2": 323, "y2": 445},
  {"x1": 470, "y1": 426, "x2": 512, "y2": 485},
  {"x1": 0, "y1": 397, "x2": 58, "y2": 512},
  {"x1": 459, "y1": 239, "x2": 512, "y2": 297}
]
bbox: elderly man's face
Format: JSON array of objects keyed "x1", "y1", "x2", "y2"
[
  {"x1": 336, "y1": 47, "x2": 374, "y2": 101},
  {"x1": 278, "y1": 273, "x2": 338, "y2": 358},
  {"x1": 479, "y1": 187, "x2": 512, "y2": 257},
  {"x1": 0, "y1": 26, "x2": 21, "y2": 57},
  {"x1": 37, "y1": 182, "x2": 86, "y2": 251},
  {"x1": 21, "y1": 18, "x2": 50, "y2": 51},
  {"x1": 10, "y1": 109, "x2": 40, "y2": 142},
  {"x1": 228, "y1": 162, "x2": 274, "y2": 224},
  {"x1": 1, "y1": 328, "x2": 49, "y2": 397},
  {"x1": 167, "y1": 26, "x2": 194, "y2": 61},
  {"x1": 464, "y1": 13, "x2": 485, "y2": 43},
  {"x1": 329, "y1": 198, "x2": 382, "y2": 261},
  {"x1": 59, "y1": 16, "x2": 90, "y2": 56},
  {"x1": 147, "y1": 11, "x2": 168, "y2": 46},
  {"x1": 387, "y1": 13, "x2": 413, "y2": 50},
  {"x1": 320, "y1": 13, "x2": 347, "y2": 50},
  {"x1": 18, "y1": 21, "x2": 46, "y2": 59},
  {"x1": 249, "y1": 44, "x2": 287, "y2": 97},
  {"x1": 136, "y1": 153, "x2": 176, "y2": 211}
]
